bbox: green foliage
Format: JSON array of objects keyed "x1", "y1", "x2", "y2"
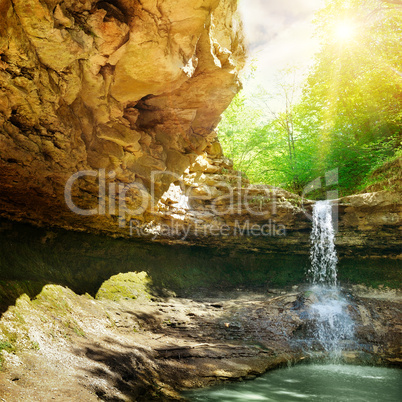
[
  {"x1": 217, "y1": 0, "x2": 402, "y2": 197},
  {"x1": 217, "y1": 93, "x2": 270, "y2": 181},
  {"x1": 357, "y1": 151, "x2": 402, "y2": 192}
]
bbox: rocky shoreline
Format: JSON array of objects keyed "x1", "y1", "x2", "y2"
[
  {"x1": 0, "y1": 273, "x2": 400, "y2": 401},
  {"x1": 0, "y1": 2, "x2": 400, "y2": 400}
]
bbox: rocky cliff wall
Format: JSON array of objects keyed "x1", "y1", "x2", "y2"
[
  {"x1": 0, "y1": 0, "x2": 245, "y2": 232},
  {"x1": 127, "y1": 149, "x2": 401, "y2": 258},
  {"x1": 0, "y1": 217, "x2": 400, "y2": 313},
  {"x1": 0, "y1": 0, "x2": 400, "y2": 258}
]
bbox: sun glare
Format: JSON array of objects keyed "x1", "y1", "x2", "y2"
[{"x1": 335, "y1": 21, "x2": 356, "y2": 41}]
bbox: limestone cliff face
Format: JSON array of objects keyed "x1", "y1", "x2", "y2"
[
  {"x1": 0, "y1": 1, "x2": 400, "y2": 258},
  {"x1": 131, "y1": 149, "x2": 402, "y2": 257},
  {"x1": 337, "y1": 190, "x2": 402, "y2": 256},
  {"x1": 0, "y1": 0, "x2": 245, "y2": 231}
]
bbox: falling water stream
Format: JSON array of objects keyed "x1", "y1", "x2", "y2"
[
  {"x1": 309, "y1": 200, "x2": 338, "y2": 286},
  {"x1": 306, "y1": 200, "x2": 355, "y2": 358},
  {"x1": 185, "y1": 200, "x2": 401, "y2": 401}
]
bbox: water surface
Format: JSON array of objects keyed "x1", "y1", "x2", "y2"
[{"x1": 184, "y1": 364, "x2": 402, "y2": 401}]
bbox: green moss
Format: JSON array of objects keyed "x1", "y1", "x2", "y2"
[
  {"x1": 0, "y1": 325, "x2": 18, "y2": 370},
  {"x1": 32, "y1": 285, "x2": 72, "y2": 315},
  {"x1": 0, "y1": 324, "x2": 18, "y2": 344},
  {"x1": 64, "y1": 319, "x2": 85, "y2": 337},
  {"x1": 0, "y1": 218, "x2": 400, "y2": 311},
  {"x1": 96, "y1": 272, "x2": 152, "y2": 301},
  {"x1": 0, "y1": 341, "x2": 14, "y2": 353},
  {"x1": 338, "y1": 257, "x2": 402, "y2": 289},
  {"x1": 30, "y1": 341, "x2": 40, "y2": 350}
]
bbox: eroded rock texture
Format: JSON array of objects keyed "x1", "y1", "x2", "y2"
[
  {"x1": 0, "y1": 0, "x2": 400, "y2": 258},
  {"x1": 0, "y1": 0, "x2": 245, "y2": 232},
  {"x1": 338, "y1": 189, "x2": 402, "y2": 257},
  {"x1": 128, "y1": 149, "x2": 402, "y2": 258},
  {"x1": 0, "y1": 278, "x2": 400, "y2": 401}
]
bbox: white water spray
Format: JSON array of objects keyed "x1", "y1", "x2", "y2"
[
  {"x1": 309, "y1": 200, "x2": 338, "y2": 286},
  {"x1": 307, "y1": 200, "x2": 354, "y2": 359}
]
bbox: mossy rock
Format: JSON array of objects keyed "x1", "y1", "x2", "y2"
[{"x1": 95, "y1": 272, "x2": 152, "y2": 301}]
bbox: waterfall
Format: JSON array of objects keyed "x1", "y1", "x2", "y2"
[
  {"x1": 308, "y1": 200, "x2": 338, "y2": 286},
  {"x1": 307, "y1": 200, "x2": 354, "y2": 359}
]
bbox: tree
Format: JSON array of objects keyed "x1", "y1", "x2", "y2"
[
  {"x1": 217, "y1": 0, "x2": 402, "y2": 196},
  {"x1": 303, "y1": 0, "x2": 402, "y2": 192},
  {"x1": 217, "y1": 93, "x2": 270, "y2": 180}
]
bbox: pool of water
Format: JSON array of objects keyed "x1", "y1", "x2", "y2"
[{"x1": 184, "y1": 364, "x2": 402, "y2": 401}]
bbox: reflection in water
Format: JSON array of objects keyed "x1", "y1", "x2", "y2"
[{"x1": 184, "y1": 364, "x2": 402, "y2": 401}]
